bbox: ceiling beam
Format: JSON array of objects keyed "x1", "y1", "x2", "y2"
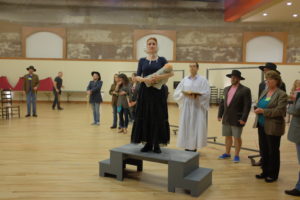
[{"x1": 224, "y1": 0, "x2": 274, "y2": 22}]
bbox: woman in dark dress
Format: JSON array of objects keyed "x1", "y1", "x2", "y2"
[{"x1": 131, "y1": 37, "x2": 173, "y2": 153}]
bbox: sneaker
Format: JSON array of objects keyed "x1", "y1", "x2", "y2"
[
  {"x1": 218, "y1": 153, "x2": 231, "y2": 159},
  {"x1": 233, "y1": 156, "x2": 240, "y2": 163},
  {"x1": 96, "y1": 122, "x2": 100, "y2": 126},
  {"x1": 91, "y1": 122, "x2": 97, "y2": 125}
]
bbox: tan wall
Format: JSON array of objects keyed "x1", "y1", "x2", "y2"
[
  {"x1": 1, "y1": 58, "x2": 299, "y2": 102},
  {"x1": 1, "y1": 3, "x2": 300, "y2": 63}
]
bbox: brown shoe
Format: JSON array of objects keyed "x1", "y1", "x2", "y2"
[{"x1": 118, "y1": 128, "x2": 124, "y2": 133}]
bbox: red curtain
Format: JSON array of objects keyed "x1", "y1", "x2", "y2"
[
  {"x1": 38, "y1": 77, "x2": 54, "y2": 91},
  {"x1": 13, "y1": 77, "x2": 54, "y2": 91},
  {"x1": 0, "y1": 76, "x2": 14, "y2": 90}
]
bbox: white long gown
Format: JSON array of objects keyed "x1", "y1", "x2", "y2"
[{"x1": 173, "y1": 75, "x2": 210, "y2": 149}]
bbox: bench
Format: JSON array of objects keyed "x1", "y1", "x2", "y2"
[{"x1": 99, "y1": 144, "x2": 213, "y2": 197}]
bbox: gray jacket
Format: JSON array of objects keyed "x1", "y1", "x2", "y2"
[
  {"x1": 287, "y1": 97, "x2": 300, "y2": 144},
  {"x1": 117, "y1": 85, "x2": 130, "y2": 109}
]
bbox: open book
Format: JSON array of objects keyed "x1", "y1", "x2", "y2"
[{"x1": 182, "y1": 91, "x2": 202, "y2": 96}]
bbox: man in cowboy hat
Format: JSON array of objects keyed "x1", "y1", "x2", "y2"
[
  {"x1": 258, "y1": 62, "x2": 286, "y2": 97},
  {"x1": 254, "y1": 62, "x2": 286, "y2": 166},
  {"x1": 218, "y1": 70, "x2": 252, "y2": 163},
  {"x1": 23, "y1": 66, "x2": 39, "y2": 117}
]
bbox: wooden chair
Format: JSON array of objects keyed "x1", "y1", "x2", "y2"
[{"x1": 1, "y1": 89, "x2": 20, "y2": 119}]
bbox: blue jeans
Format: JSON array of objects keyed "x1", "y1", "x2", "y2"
[
  {"x1": 296, "y1": 144, "x2": 300, "y2": 190},
  {"x1": 91, "y1": 103, "x2": 100, "y2": 123},
  {"x1": 26, "y1": 91, "x2": 36, "y2": 115},
  {"x1": 119, "y1": 107, "x2": 129, "y2": 128},
  {"x1": 112, "y1": 105, "x2": 120, "y2": 127}
]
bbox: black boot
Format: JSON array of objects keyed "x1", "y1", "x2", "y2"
[
  {"x1": 140, "y1": 143, "x2": 153, "y2": 152},
  {"x1": 285, "y1": 189, "x2": 300, "y2": 196},
  {"x1": 153, "y1": 144, "x2": 161, "y2": 154}
]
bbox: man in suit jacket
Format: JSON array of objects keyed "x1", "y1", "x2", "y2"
[
  {"x1": 23, "y1": 66, "x2": 39, "y2": 117},
  {"x1": 218, "y1": 70, "x2": 252, "y2": 163}
]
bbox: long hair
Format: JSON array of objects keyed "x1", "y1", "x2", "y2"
[
  {"x1": 118, "y1": 73, "x2": 129, "y2": 86},
  {"x1": 113, "y1": 73, "x2": 119, "y2": 84},
  {"x1": 291, "y1": 79, "x2": 300, "y2": 94}
]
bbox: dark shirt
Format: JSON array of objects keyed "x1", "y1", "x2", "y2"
[
  {"x1": 87, "y1": 80, "x2": 103, "y2": 103},
  {"x1": 137, "y1": 57, "x2": 167, "y2": 77},
  {"x1": 28, "y1": 75, "x2": 32, "y2": 91},
  {"x1": 54, "y1": 76, "x2": 63, "y2": 91}
]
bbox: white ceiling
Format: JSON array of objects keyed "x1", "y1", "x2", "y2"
[{"x1": 241, "y1": 0, "x2": 300, "y2": 22}]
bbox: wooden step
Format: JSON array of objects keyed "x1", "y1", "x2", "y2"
[
  {"x1": 184, "y1": 167, "x2": 212, "y2": 182},
  {"x1": 183, "y1": 167, "x2": 213, "y2": 197}
]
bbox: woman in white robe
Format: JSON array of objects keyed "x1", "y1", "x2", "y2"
[{"x1": 173, "y1": 63, "x2": 210, "y2": 151}]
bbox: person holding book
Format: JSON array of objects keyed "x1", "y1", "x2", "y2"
[{"x1": 174, "y1": 63, "x2": 210, "y2": 152}]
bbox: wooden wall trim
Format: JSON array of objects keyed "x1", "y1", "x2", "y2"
[
  {"x1": 1, "y1": 57, "x2": 300, "y2": 65},
  {"x1": 243, "y1": 32, "x2": 288, "y2": 63},
  {"x1": 22, "y1": 27, "x2": 67, "y2": 59}
]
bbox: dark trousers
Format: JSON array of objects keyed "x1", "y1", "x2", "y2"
[
  {"x1": 52, "y1": 90, "x2": 61, "y2": 109},
  {"x1": 119, "y1": 107, "x2": 129, "y2": 128},
  {"x1": 258, "y1": 126, "x2": 281, "y2": 179}
]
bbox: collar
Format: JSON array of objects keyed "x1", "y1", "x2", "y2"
[{"x1": 188, "y1": 74, "x2": 198, "y2": 80}]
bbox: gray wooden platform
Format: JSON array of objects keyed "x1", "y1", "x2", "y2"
[{"x1": 99, "y1": 144, "x2": 213, "y2": 197}]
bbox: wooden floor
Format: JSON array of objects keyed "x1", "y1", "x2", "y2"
[{"x1": 0, "y1": 102, "x2": 299, "y2": 200}]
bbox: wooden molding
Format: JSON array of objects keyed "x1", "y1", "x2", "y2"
[{"x1": 1, "y1": 57, "x2": 300, "y2": 65}]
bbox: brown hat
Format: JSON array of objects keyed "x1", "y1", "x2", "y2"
[{"x1": 26, "y1": 65, "x2": 36, "y2": 71}]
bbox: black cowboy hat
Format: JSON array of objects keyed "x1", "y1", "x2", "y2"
[
  {"x1": 259, "y1": 62, "x2": 281, "y2": 74},
  {"x1": 26, "y1": 65, "x2": 36, "y2": 71},
  {"x1": 226, "y1": 70, "x2": 245, "y2": 80},
  {"x1": 91, "y1": 71, "x2": 100, "y2": 77}
]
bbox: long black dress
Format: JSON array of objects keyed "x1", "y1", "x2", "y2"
[{"x1": 131, "y1": 57, "x2": 170, "y2": 145}]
